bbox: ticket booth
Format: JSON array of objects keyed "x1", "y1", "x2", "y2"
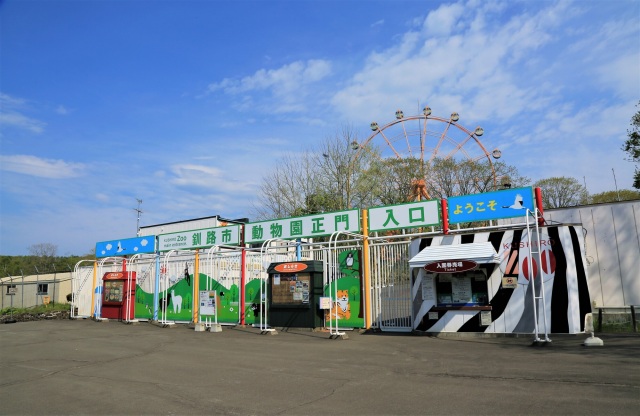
[
  {"x1": 266, "y1": 261, "x2": 324, "y2": 329},
  {"x1": 101, "y1": 271, "x2": 136, "y2": 321}
]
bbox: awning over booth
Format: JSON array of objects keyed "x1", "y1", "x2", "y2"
[{"x1": 409, "y1": 242, "x2": 501, "y2": 268}]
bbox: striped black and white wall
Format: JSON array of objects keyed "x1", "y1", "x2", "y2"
[{"x1": 410, "y1": 225, "x2": 591, "y2": 334}]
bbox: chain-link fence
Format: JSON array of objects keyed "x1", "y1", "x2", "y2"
[
  {"x1": 0, "y1": 272, "x2": 72, "y2": 310},
  {"x1": 594, "y1": 307, "x2": 639, "y2": 333}
]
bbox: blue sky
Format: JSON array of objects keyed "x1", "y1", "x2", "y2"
[{"x1": 1, "y1": 0, "x2": 639, "y2": 256}]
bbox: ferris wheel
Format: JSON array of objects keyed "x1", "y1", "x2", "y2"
[{"x1": 352, "y1": 106, "x2": 501, "y2": 199}]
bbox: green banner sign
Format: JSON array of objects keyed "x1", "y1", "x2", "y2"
[
  {"x1": 245, "y1": 209, "x2": 360, "y2": 244},
  {"x1": 158, "y1": 225, "x2": 240, "y2": 251}
]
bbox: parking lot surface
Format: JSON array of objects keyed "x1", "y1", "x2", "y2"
[{"x1": 1, "y1": 320, "x2": 638, "y2": 415}]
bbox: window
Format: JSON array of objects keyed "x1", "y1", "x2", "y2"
[
  {"x1": 435, "y1": 271, "x2": 488, "y2": 307},
  {"x1": 37, "y1": 284, "x2": 49, "y2": 295},
  {"x1": 6, "y1": 285, "x2": 17, "y2": 295}
]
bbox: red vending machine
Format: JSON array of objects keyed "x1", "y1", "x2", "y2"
[{"x1": 101, "y1": 271, "x2": 136, "y2": 321}]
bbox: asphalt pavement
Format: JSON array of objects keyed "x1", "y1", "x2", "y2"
[{"x1": 0, "y1": 319, "x2": 638, "y2": 415}]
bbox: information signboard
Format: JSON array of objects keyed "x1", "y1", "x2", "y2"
[
  {"x1": 271, "y1": 273, "x2": 311, "y2": 306},
  {"x1": 96, "y1": 236, "x2": 156, "y2": 258},
  {"x1": 447, "y1": 186, "x2": 535, "y2": 224},
  {"x1": 368, "y1": 199, "x2": 440, "y2": 232},
  {"x1": 158, "y1": 225, "x2": 240, "y2": 251},
  {"x1": 245, "y1": 209, "x2": 360, "y2": 244},
  {"x1": 199, "y1": 291, "x2": 217, "y2": 316}
]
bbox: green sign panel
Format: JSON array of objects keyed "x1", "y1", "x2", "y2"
[
  {"x1": 245, "y1": 209, "x2": 360, "y2": 244},
  {"x1": 368, "y1": 199, "x2": 440, "y2": 232},
  {"x1": 158, "y1": 225, "x2": 240, "y2": 251}
]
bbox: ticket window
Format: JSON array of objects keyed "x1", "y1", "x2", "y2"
[{"x1": 435, "y1": 270, "x2": 488, "y2": 307}]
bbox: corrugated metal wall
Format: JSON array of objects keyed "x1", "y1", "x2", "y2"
[{"x1": 502, "y1": 200, "x2": 639, "y2": 307}]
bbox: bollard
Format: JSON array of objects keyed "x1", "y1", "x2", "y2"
[
  {"x1": 582, "y1": 313, "x2": 604, "y2": 347},
  {"x1": 631, "y1": 305, "x2": 637, "y2": 333},
  {"x1": 597, "y1": 308, "x2": 603, "y2": 332}
]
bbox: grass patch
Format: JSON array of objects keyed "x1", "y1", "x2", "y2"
[
  {"x1": 598, "y1": 322, "x2": 636, "y2": 333},
  {"x1": 1, "y1": 303, "x2": 71, "y2": 316}
]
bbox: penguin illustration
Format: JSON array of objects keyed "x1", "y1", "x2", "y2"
[
  {"x1": 184, "y1": 263, "x2": 191, "y2": 286},
  {"x1": 345, "y1": 252, "x2": 354, "y2": 268},
  {"x1": 116, "y1": 242, "x2": 124, "y2": 253}
]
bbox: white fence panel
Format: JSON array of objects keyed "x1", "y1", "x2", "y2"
[{"x1": 370, "y1": 239, "x2": 412, "y2": 331}]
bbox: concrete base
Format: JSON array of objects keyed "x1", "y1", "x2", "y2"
[
  {"x1": 149, "y1": 320, "x2": 176, "y2": 329},
  {"x1": 125, "y1": 320, "x2": 140, "y2": 325},
  {"x1": 194, "y1": 322, "x2": 206, "y2": 332},
  {"x1": 330, "y1": 333, "x2": 349, "y2": 340},
  {"x1": 94, "y1": 318, "x2": 109, "y2": 323},
  {"x1": 208, "y1": 324, "x2": 223, "y2": 333},
  {"x1": 261, "y1": 329, "x2": 278, "y2": 335},
  {"x1": 583, "y1": 336, "x2": 604, "y2": 347},
  {"x1": 530, "y1": 339, "x2": 552, "y2": 347}
]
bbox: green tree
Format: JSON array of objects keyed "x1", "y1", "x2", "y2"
[
  {"x1": 589, "y1": 189, "x2": 640, "y2": 204},
  {"x1": 533, "y1": 177, "x2": 588, "y2": 208},
  {"x1": 253, "y1": 125, "x2": 529, "y2": 218},
  {"x1": 252, "y1": 125, "x2": 379, "y2": 219},
  {"x1": 622, "y1": 102, "x2": 640, "y2": 189}
]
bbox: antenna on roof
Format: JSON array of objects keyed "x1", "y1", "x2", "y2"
[{"x1": 133, "y1": 198, "x2": 143, "y2": 236}]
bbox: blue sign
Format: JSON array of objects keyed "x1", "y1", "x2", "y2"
[
  {"x1": 447, "y1": 187, "x2": 535, "y2": 224},
  {"x1": 95, "y1": 236, "x2": 156, "y2": 258}
]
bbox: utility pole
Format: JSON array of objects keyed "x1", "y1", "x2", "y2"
[
  {"x1": 612, "y1": 169, "x2": 621, "y2": 202},
  {"x1": 134, "y1": 198, "x2": 143, "y2": 236}
]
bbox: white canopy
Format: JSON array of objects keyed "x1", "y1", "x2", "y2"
[{"x1": 408, "y1": 242, "x2": 501, "y2": 268}]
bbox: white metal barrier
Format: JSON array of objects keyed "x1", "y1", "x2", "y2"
[
  {"x1": 327, "y1": 232, "x2": 364, "y2": 336},
  {"x1": 95, "y1": 257, "x2": 124, "y2": 319},
  {"x1": 126, "y1": 254, "x2": 156, "y2": 322},
  {"x1": 257, "y1": 239, "x2": 299, "y2": 332},
  {"x1": 201, "y1": 245, "x2": 243, "y2": 327},
  {"x1": 526, "y1": 208, "x2": 551, "y2": 342},
  {"x1": 159, "y1": 250, "x2": 195, "y2": 324},
  {"x1": 72, "y1": 260, "x2": 95, "y2": 318},
  {"x1": 369, "y1": 237, "x2": 413, "y2": 332}
]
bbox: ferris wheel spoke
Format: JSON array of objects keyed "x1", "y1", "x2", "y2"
[
  {"x1": 357, "y1": 109, "x2": 497, "y2": 198},
  {"x1": 430, "y1": 121, "x2": 452, "y2": 162},
  {"x1": 443, "y1": 133, "x2": 473, "y2": 159},
  {"x1": 421, "y1": 117, "x2": 428, "y2": 163},
  {"x1": 399, "y1": 120, "x2": 413, "y2": 159},
  {"x1": 378, "y1": 129, "x2": 402, "y2": 159}
]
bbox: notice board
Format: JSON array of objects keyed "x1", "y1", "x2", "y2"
[{"x1": 271, "y1": 273, "x2": 311, "y2": 306}]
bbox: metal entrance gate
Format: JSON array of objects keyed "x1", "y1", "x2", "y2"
[{"x1": 369, "y1": 238, "x2": 413, "y2": 332}]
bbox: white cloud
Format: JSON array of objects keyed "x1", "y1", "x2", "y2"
[
  {"x1": 0, "y1": 111, "x2": 46, "y2": 134},
  {"x1": 321, "y1": 0, "x2": 638, "y2": 195},
  {"x1": 209, "y1": 59, "x2": 331, "y2": 94},
  {"x1": 170, "y1": 164, "x2": 223, "y2": 186},
  {"x1": 56, "y1": 105, "x2": 70, "y2": 115},
  {"x1": 0, "y1": 93, "x2": 46, "y2": 133},
  {"x1": 0, "y1": 154, "x2": 85, "y2": 178},
  {"x1": 207, "y1": 59, "x2": 332, "y2": 114},
  {"x1": 422, "y1": 2, "x2": 465, "y2": 36},
  {"x1": 169, "y1": 163, "x2": 255, "y2": 192}
]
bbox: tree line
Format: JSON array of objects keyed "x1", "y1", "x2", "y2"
[
  {"x1": 1, "y1": 243, "x2": 95, "y2": 277},
  {"x1": 252, "y1": 105, "x2": 640, "y2": 221}
]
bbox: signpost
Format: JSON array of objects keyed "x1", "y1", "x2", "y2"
[
  {"x1": 158, "y1": 225, "x2": 240, "y2": 251},
  {"x1": 368, "y1": 200, "x2": 440, "y2": 232},
  {"x1": 245, "y1": 209, "x2": 360, "y2": 244},
  {"x1": 447, "y1": 186, "x2": 535, "y2": 224},
  {"x1": 96, "y1": 236, "x2": 156, "y2": 258}
]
